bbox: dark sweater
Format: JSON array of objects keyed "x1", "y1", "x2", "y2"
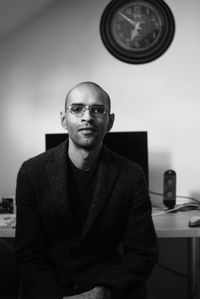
[{"x1": 68, "y1": 157, "x2": 98, "y2": 229}]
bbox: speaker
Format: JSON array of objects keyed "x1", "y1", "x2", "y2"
[{"x1": 163, "y1": 170, "x2": 176, "y2": 209}]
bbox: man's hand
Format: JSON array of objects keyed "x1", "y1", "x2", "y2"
[
  {"x1": 63, "y1": 286, "x2": 112, "y2": 299},
  {"x1": 88, "y1": 286, "x2": 112, "y2": 299}
]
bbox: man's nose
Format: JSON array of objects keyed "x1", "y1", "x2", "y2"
[{"x1": 82, "y1": 108, "x2": 93, "y2": 121}]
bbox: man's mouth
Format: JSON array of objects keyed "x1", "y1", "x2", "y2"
[
  {"x1": 78, "y1": 127, "x2": 96, "y2": 132},
  {"x1": 78, "y1": 128, "x2": 97, "y2": 137}
]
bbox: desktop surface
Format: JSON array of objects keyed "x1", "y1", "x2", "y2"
[
  {"x1": 152, "y1": 208, "x2": 200, "y2": 238},
  {"x1": 1, "y1": 209, "x2": 200, "y2": 238},
  {"x1": 0, "y1": 214, "x2": 15, "y2": 237}
]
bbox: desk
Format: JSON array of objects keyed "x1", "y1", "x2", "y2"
[
  {"x1": 1, "y1": 210, "x2": 200, "y2": 298},
  {"x1": 0, "y1": 214, "x2": 15, "y2": 238},
  {"x1": 152, "y1": 208, "x2": 200, "y2": 299}
]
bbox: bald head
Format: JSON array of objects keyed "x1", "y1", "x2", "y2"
[
  {"x1": 65, "y1": 82, "x2": 111, "y2": 112},
  {"x1": 61, "y1": 81, "x2": 115, "y2": 151}
]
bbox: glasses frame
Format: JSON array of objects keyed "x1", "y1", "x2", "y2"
[{"x1": 66, "y1": 104, "x2": 108, "y2": 117}]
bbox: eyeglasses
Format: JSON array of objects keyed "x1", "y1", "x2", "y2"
[{"x1": 66, "y1": 104, "x2": 107, "y2": 117}]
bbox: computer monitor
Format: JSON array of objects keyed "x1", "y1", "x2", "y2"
[{"x1": 45, "y1": 131, "x2": 148, "y2": 184}]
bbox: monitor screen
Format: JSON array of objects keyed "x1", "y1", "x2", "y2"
[{"x1": 45, "y1": 131, "x2": 148, "y2": 184}]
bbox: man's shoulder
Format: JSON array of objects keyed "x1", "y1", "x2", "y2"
[
  {"x1": 20, "y1": 141, "x2": 66, "y2": 172},
  {"x1": 104, "y1": 146, "x2": 143, "y2": 173},
  {"x1": 104, "y1": 147, "x2": 147, "y2": 186}
]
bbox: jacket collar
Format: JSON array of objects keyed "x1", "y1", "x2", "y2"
[{"x1": 45, "y1": 140, "x2": 119, "y2": 238}]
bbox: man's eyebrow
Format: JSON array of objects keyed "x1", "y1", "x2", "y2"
[
  {"x1": 70, "y1": 103, "x2": 85, "y2": 106},
  {"x1": 69, "y1": 103, "x2": 105, "y2": 106}
]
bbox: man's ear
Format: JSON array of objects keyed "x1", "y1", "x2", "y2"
[
  {"x1": 107, "y1": 113, "x2": 115, "y2": 133},
  {"x1": 60, "y1": 111, "x2": 68, "y2": 130}
]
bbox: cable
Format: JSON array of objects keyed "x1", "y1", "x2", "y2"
[
  {"x1": 149, "y1": 190, "x2": 200, "y2": 216},
  {"x1": 176, "y1": 195, "x2": 200, "y2": 204},
  {"x1": 149, "y1": 190, "x2": 200, "y2": 204},
  {"x1": 152, "y1": 203, "x2": 200, "y2": 216},
  {"x1": 158, "y1": 261, "x2": 197, "y2": 299},
  {"x1": 158, "y1": 262, "x2": 187, "y2": 279},
  {"x1": 0, "y1": 238, "x2": 14, "y2": 252},
  {"x1": 149, "y1": 190, "x2": 163, "y2": 196}
]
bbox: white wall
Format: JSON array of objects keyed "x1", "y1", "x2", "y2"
[{"x1": 0, "y1": 0, "x2": 200, "y2": 204}]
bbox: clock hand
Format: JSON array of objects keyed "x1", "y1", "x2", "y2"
[
  {"x1": 128, "y1": 22, "x2": 142, "y2": 41},
  {"x1": 128, "y1": 21, "x2": 146, "y2": 41},
  {"x1": 129, "y1": 28, "x2": 139, "y2": 41},
  {"x1": 118, "y1": 12, "x2": 136, "y2": 26}
]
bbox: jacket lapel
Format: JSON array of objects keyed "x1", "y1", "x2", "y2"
[
  {"x1": 82, "y1": 147, "x2": 119, "y2": 238},
  {"x1": 45, "y1": 140, "x2": 72, "y2": 218}
]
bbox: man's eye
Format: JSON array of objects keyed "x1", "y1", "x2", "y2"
[
  {"x1": 71, "y1": 106, "x2": 84, "y2": 113},
  {"x1": 92, "y1": 106, "x2": 105, "y2": 114}
]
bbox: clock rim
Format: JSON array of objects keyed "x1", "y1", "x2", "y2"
[{"x1": 100, "y1": 0, "x2": 175, "y2": 64}]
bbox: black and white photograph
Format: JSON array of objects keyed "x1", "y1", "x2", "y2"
[{"x1": 0, "y1": 1, "x2": 200, "y2": 299}]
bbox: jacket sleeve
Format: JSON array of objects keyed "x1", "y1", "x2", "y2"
[
  {"x1": 93, "y1": 169, "x2": 158, "y2": 297},
  {"x1": 15, "y1": 163, "x2": 64, "y2": 299}
]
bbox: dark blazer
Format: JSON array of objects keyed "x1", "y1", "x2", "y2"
[{"x1": 15, "y1": 140, "x2": 158, "y2": 299}]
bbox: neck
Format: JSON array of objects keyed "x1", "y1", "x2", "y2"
[{"x1": 68, "y1": 139, "x2": 102, "y2": 171}]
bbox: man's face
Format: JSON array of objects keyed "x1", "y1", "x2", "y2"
[{"x1": 61, "y1": 85, "x2": 114, "y2": 150}]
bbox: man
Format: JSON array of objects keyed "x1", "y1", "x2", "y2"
[{"x1": 15, "y1": 82, "x2": 158, "y2": 299}]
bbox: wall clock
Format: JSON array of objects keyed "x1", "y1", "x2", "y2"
[{"x1": 100, "y1": 0, "x2": 175, "y2": 64}]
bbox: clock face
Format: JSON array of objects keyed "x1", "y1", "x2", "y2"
[
  {"x1": 111, "y1": 2, "x2": 163, "y2": 51},
  {"x1": 100, "y1": 0, "x2": 175, "y2": 64}
]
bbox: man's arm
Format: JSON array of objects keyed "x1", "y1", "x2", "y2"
[{"x1": 15, "y1": 164, "x2": 64, "y2": 299}]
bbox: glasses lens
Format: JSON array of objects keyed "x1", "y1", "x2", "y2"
[
  {"x1": 70, "y1": 105, "x2": 85, "y2": 115},
  {"x1": 90, "y1": 105, "x2": 105, "y2": 115}
]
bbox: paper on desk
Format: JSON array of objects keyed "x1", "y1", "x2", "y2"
[{"x1": 0, "y1": 214, "x2": 16, "y2": 227}]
